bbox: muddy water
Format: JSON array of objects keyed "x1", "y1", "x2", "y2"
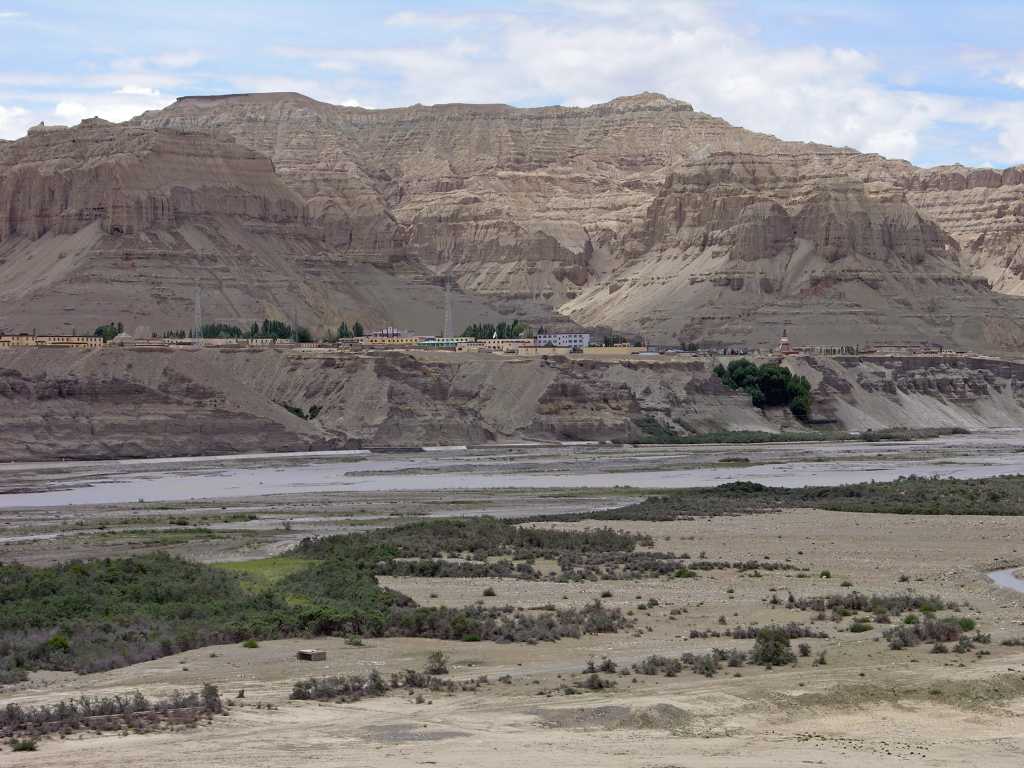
[
  {"x1": 989, "y1": 567, "x2": 1024, "y2": 593},
  {"x1": 1, "y1": 430, "x2": 1023, "y2": 509}
]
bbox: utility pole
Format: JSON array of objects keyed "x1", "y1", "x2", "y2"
[
  {"x1": 193, "y1": 286, "x2": 203, "y2": 348},
  {"x1": 443, "y1": 273, "x2": 453, "y2": 338}
]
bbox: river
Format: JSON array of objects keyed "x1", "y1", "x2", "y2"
[{"x1": 2, "y1": 430, "x2": 1024, "y2": 509}]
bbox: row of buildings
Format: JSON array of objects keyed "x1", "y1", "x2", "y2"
[
  {"x1": 358, "y1": 330, "x2": 594, "y2": 352},
  {"x1": 0, "y1": 334, "x2": 104, "y2": 349},
  {"x1": 0, "y1": 329, "x2": 612, "y2": 356}
]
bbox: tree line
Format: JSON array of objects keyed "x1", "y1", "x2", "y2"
[
  {"x1": 163, "y1": 319, "x2": 313, "y2": 342},
  {"x1": 462, "y1": 319, "x2": 529, "y2": 339}
]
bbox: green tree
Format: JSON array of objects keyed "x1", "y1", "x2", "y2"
[
  {"x1": 352, "y1": 321, "x2": 364, "y2": 338},
  {"x1": 462, "y1": 319, "x2": 529, "y2": 339},
  {"x1": 93, "y1": 321, "x2": 124, "y2": 342},
  {"x1": 714, "y1": 359, "x2": 812, "y2": 417},
  {"x1": 260, "y1": 319, "x2": 293, "y2": 339},
  {"x1": 338, "y1": 322, "x2": 351, "y2": 339},
  {"x1": 751, "y1": 626, "x2": 796, "y2": 667}
]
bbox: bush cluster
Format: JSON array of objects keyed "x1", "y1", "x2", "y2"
[
  {"x1": 290, "y1": 669, "x2": 489, "y2": 703},
  {"x1": 0, "y1": 525, "x2": 633, "y2": 680},
  {"x1": 539, "y1": 475, "x2": 1024, "y2": 522},
  {"x1": 713, "y1": 359, "x2": 812, "y2": 416},
  {"x1": 0, "y1": 685, "x2": 222, "y2": 738}
]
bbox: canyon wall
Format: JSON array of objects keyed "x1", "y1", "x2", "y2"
[
  {"x1": 1, "y1": 347, "x2": 1023, "y2": 461},
  {"x1": 2, "y1": 91, "x2": 1023, "y2": 353}
]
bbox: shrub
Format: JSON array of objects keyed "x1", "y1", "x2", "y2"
[
  {"x1": 424, "y1": 651, "x2": 449, "y2": 675},
  {"x1": 751, "y1": 626, "x2": 797, "y2": 667},
  {"x1": 632, "y1": 655, "x2": 683, "y2": 676},
  {"x1": 681, "y1": 652, "x2": 721, "y2": 678},
  {"x1": 849, "y1": 620, "x2": 872, "y2": 633},
  {"x1": 726, "y1": 649, "x2": 747, "y2": 667},
  {"x1": 9, "y1": 738, "x2": 38, "y2": 752},
  {"x1": 798, "y1": 643, "x2": 811, "y2": 657},
  {"x1": 954, "y1": 637, "x2": 974, "y2": 654},
  {"x1": 290, "y1": 670, "x2": 389, "y2": 703},
  {"x1": 241, "y1": 639, "x2": 259, "y2": 649},
  {"x1": 582, "y1": 673, "x2": 615, "y2": 690},
  {"x1": 482, "y1": 587, "x2": 497, "y2": 597},
  {"x1": 884, "y1": 617, "x2": 964, "y2": 650}
]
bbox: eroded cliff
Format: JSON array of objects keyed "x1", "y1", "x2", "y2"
[{"x1": 1, "y1": 347, "x2": 1023, "y2": 461}]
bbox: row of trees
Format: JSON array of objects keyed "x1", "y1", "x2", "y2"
[
  {"x1": 462, "y1": 319, "x2": 529, "y2": 340},
  {"x1": 163, "y1": 319, "x2": 313, "y2": 342},
  {"x1": 336, "y1": 321, "x2": 364, "y2": 339}
]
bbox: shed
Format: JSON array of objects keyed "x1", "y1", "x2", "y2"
[{"x1": 296, "y1": 649, "x2": 327, "y2": 661}]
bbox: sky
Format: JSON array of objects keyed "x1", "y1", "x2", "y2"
[{"x1": 2, "y1": 0, "x2": 1024, "y2": 167}]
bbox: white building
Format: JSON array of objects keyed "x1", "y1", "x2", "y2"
[{"x1": 535, "y1": 332, "x2": 591, "y2": 350}]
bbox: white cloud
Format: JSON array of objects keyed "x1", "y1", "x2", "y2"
[
  {"x1": 1000, "y1": 71, "x2": 1024, "y2": 89},
  {"x1": 971, "y1": 102, "x2": 1024, "y2": 164},
  {"x1": 0, "y1": 10, "x2": 25, "y2": 19},
  {"x1": 961, "y1": 47, "x2": 1024, "y2": 90},
  {"x1": 0, "y1": 104, "x2": 33, "y2": 139},
  {"x1": 115, "y1": 85, "x2": 161, "y2": 97},
  {"x1": 278, "y1": 2, "x2": 963, "y2": 161},
  {"x1": 53, "y1": 89, "x2": 171, "y2": 124},
  {"x1": 385, "y1": 11, "x2": 481, "y2": 30},
  {"x1": 151, "y1": 50, "x2": 204, "y2": 69}
]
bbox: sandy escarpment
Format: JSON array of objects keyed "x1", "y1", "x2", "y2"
[{"x1": 2, "y1": 348, "x2": 1024, "y2": 460}]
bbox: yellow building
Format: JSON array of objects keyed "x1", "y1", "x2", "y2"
[
  {"x1": 360, "y1": 335, "x2": 426, "y2": 346},
  {"x1": 416, "y1": 337, "x2": 473, "y2": 349},
  {"x1": 515, "y1": 345, "x2": 572, "y2": 357},
  {"x1": 580, "y1": 345, "x2": 648, "y2": 357},
  {"x1": 0, "y1": 334, "x2": 103, "y2": 349}
]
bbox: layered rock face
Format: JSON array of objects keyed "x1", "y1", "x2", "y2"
[
  {"x1": 3, "y1": 91, "x2": 1024, "y2": 351},
  {"x1": 0, "y1": 118, "x2": 305, "y2": 239},
  {"x1": 131, "y1": 91, "x2": 1024, "y2": 351},
  {"x1": 0, "y1": 118, "x2": 554, "y2": 337},
  {"x1": 562, "y1": 151, "x2": 1024, "y2": 350},
  {"x1": 902, "y1": 166, "x2": 1024, "y2": 295},
  {"x1": 2, "y1": 347, "x2": 1023, "y2": 461},
  {"x1": 135, "y1": 92, "x2": 750, "y2": 304}
]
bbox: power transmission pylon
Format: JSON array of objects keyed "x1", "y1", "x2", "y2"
[
  {"x1": 193, "y1": 286, "x2": 203, "y2": 348},
  {"x1": 443, "y1": 273, "x2": 453, "y2": 338}
]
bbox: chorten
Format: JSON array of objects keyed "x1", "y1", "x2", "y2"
[{"x1": 777, "y1": 327, "x2": 795, "y2": 355}]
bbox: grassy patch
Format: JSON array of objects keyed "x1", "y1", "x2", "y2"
[
  {"x1": 623, "y1": 425, "x2": 968, "y2": 447},
  {"x1": 214, "y1": 557, "x2": 318, "y2": 592},
  {"x1": 530, "y1": 475, "x2": 1024, "y2": 521}
]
